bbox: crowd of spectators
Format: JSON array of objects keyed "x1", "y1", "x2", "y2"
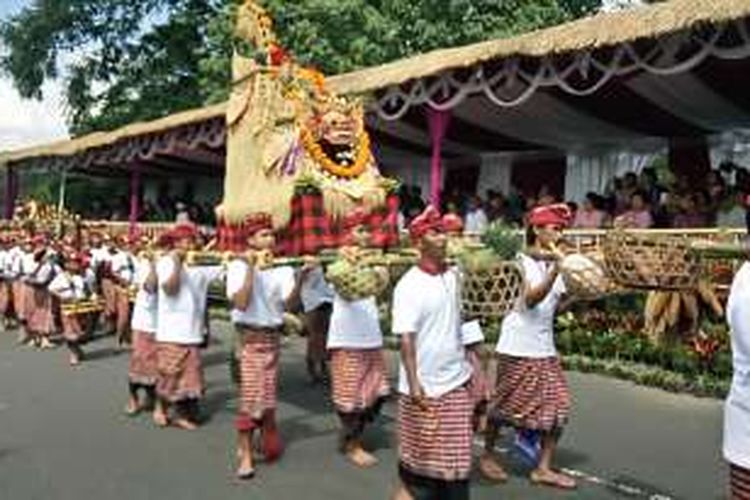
[{"x1": 397, "y1": 161, "x2": 750, "y2": 233}]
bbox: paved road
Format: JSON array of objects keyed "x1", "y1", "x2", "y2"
[{"x1": 0, "y1": 322, "x2": 728, "y2": 500}]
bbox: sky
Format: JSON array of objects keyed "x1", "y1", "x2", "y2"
[{"x1": 0, "y1": 0, "x2": 68, "y2": 152}]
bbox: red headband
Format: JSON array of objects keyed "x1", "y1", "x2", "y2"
[
  {"x1": 527, "y1": 203, "x2": 572, "y2": 228},
  {"x1": 441, "y1": 213, "x2": 463, "y2": 235},
  {"x1": 244, "y1": 213, "x2": 274, "y2": 238},
  {"x1": 158, "y1": 223, "x2": 199, "y2": 248},
  {"x1": 409, "y1": 206, "x2": 444, "y2": 240}
]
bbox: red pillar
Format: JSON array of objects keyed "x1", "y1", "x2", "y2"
[
  {"x1": 128, "y1": 165, "x2": 142, "y2": 237},
  {"x1": 426, "y1": 107, "x2": 452, "y2": 209}
]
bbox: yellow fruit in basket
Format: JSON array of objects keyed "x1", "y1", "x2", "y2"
[{"x1": 559, "y1": 253, "x2": 610, "y2": 297}]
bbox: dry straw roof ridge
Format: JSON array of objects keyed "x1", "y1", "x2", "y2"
[{"x1": 2, "y1": 0, "x2": 749, "y2": 165}]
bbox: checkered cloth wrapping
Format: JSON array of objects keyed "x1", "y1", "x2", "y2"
[
  {"x1": 129, "y1": 330, "x2": 159, "y2": 386},
  {"x1": 731, "y1": 463, "x2": 750, "y2": 500},
  {"x1": 216, "y1": 193, "x2": 400, "y2": 255},
  {"x1": 330, "y1": 348, "x2": 390, "y2": 414},
  {"x1": 156, "y1": 343, "x2": 204, "y2": 403},
  {"x1": 489, "y1": 354, "x2": 571, "y2": 431},
  {"x1": 238, "y1": 330, "x2": 281, "y2": 420},
  {"x1": 398, "y1": 386, "x2": 473, "y2": 481}
]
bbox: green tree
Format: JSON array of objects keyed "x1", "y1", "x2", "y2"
[{"x1": 2, "y1": 0, "x2": 600, "y2": 135}]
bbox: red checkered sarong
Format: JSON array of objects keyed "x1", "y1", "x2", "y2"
[
  {"x1": 27, "y1": 286, "x2": 56, "y2": 336},
  {"x1": 731, "y1": 463, "x2": 750, "y2": 500},
  {"x1": 156, "y1": 343, "x2": 204, "y2": 403},
  {"x1": 101, "y1": 278, "x2": 117, "y2": 318},
  {"x1": 115, "y1": 287, "x2": 131, "y2": 340},
  {"x1": 490, "y1": 354, "x2": 570, "y2": 431},
  {"x1": 61, "y1": 313, "x2": 86, "y2": 342},
  {"x1": 398, "y1": 386, "x2": 473, "y2": 481},
  {"x1": 0, "y1": 281, "x2": 13, "y2": 319},
  {"x1": 12, "y1": 281, "x2": 26, "y2": 321},
  {"x1": 129, "y1": 330, "x2": 158, "y2": 386},
  {"x1": 330, "y1": 348, "x2": 390, "y2": 414},
  {"x1": 238, "y1": 329, "x2": 280, "y2": 420}
]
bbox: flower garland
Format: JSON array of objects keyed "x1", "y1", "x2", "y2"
[{"x1": 299, "y1": 124, "x2": 371, "y2": 179}]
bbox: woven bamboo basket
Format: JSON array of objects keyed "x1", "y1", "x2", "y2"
[
  {"x1": 560, "y1": 253, "x2": 619, "y2": 300},
  {"x1": 460, "y1": 260, "x2": 524, "y2": 324},
  {"x1": 601, "y1": 230, "x2": 701, "y2": 290}
]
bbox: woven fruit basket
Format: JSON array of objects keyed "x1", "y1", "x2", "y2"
[
  {"x1": 458, "y1": 223, "x2": 524, "y2": 324},
  {"x1": 601, "y1": 230, "x2": 701, "y2": 290},
  {"x1": 460, "y1": 255, "x2": 524, "y2": 324}
]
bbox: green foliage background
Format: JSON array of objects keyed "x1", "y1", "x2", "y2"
[{"x1": 2, "y1": 0, "x2": 600, "y2": 135}]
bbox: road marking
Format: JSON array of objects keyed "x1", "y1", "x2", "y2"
[{"x1": 474, "y1": 438, "x2": 674, "y2": 499}]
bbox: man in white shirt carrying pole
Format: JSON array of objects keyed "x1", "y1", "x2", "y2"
[
  {"x1": 227, "y1": 214, "x2": 296, "y2": 480},
  {"x1": 153, "y1": 223, "x2": 222, "y2": 430},
  {"x1": 325, "y1": 210, "x2": 390, "y2": 469},
  {"x1": 391, "y1": 206, "x2": 474, "y2": 500}
]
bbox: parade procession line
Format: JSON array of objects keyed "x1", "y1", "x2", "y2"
[{"x1": 0, "y1": 321, "x2": 726, "y2": 500}]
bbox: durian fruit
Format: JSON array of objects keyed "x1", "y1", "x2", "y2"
[{"x1": 326, "y1": 259, "x2": 389, "y2": 301}]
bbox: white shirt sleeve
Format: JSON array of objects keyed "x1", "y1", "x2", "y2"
[
  {"x1": 391, "y1": 276, "x2": 422, "y2": 335},
  {"x1": 156, "y1": 256, "x2": 177, "y2": 285},
  {"x1": 48, "y1": 274, "x2": 73, "y2": 300},
  {"x1": 225, "y1": 260, "x2": 248, "y2": 299},
  {"x1": 278, "y1": 267, "x2": 296, "y2": 301}
]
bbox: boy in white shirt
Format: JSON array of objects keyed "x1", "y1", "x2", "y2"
[
  {"x1": 227, "y1": 214, "x2": 296, "y2": 479},
  {"x1": 48, "y1": 251, "x2": 91, "y2": 366},
  {"x1": 724, "y1": 243, "x2": 750, "y2": 499},
  {"x1": 110, "y1": 236, "x2": 136, "y2": 347},
  {"x1": 88, "y1": 231, "x2": 115, "y2": 334},
  {"x1": 25, "y1": 235, "x2": 58, "y2": 350},
  {"x1": 0, "y1": 237, "x2": 14, "y2": 331},
  {"x1": 324, "y1": 212, "x2": 390, "y2": 469},
  {"x1": 11, "y1": 237, "x2": 32, "y2": 342},
  {"x1": 125, "y1": 237, "x2": 159, "y2": 416},
  {"x1": 392, "y1": 206, "x2": 474, "y2": 500},
  {"x1": 153, "y1": 223, "x2": 222, "y2": 430},
  {"x1": 481, "y1": 204, "x2": 576, "y2": 490}
]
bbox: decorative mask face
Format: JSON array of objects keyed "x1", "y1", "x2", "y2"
[{"x1": 320, "y1": 110, "x2": 357, "y2": 147}]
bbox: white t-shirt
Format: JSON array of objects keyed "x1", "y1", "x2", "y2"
[
  {"x1": 110, "y1": 251, "x2": 136, "y2": 284},
  {"x1": 465, "y1": 208, "x2": 488, "y2": 233},
  {"x1": 20, "y1": 253, "x2": 37, "y2": 277},
  {"x1": 131, "y1": 258, "x2": 158, "y2": 334},
  {"x1": 392, "y1": 266, "x2": 472, "y2": 398},
  {"x1": 0, "y1": 250, "x2": 8, "y2": 279},
  {"x1": 327, "y1": 294, "x2": 383, "y2": 349},
  {"x1": 156, "y1": 256, "x2": 223, "y2": 345},
  {"x1": 5, "y1": 247, "x2": 22, "y2": 278},
  {"x1": 495, "y1": 254, "x2": 566, "y2": 358},
  {"x1": 48, "y1": 272, "x2": 88, "y2": 301},
  {"x1": 300, "y1": 267, "x2": 334, "y2": 313},
  {"x1": 26, "y1": 259, "x2": 56, "y2": 286},
  {"x1": 225, "y1": 259, "x2": 295, "y2": 328},
  {"x1": 89, "y1": 247, "x2": 111, "y2": 269},
  {"x1": 724, "y1": 262, "x2": 750, "y2": 469}
]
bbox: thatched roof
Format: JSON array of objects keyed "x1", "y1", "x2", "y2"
[{"x1": 2, "y1": 0, "x2": 748, "y2": 166}]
